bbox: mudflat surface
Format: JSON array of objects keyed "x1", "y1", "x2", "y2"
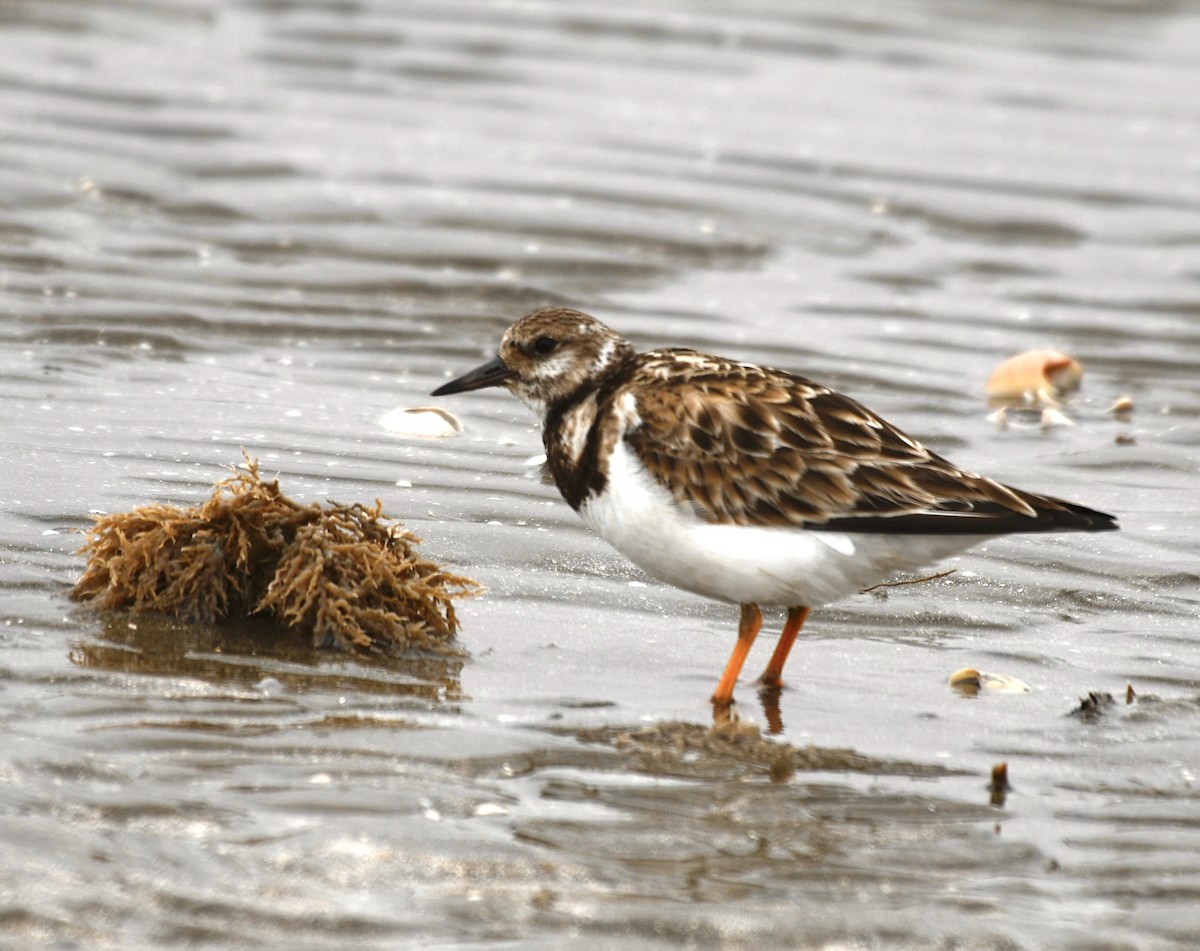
[{"x1": 2, "y1": 1, "x2": 1199, "y2": 948}]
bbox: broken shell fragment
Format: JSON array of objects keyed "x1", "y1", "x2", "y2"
[
  {"x1": 1040, "y1": 407, "x2": 1075, "y2": 431},
  {"x1": 989, "y1": 761, "x2": 1010, "y2": 807},
  {"x1": 985, "y1": 349, "x2": 1083, "y2": 409},
  {"x1": 1108, "y1": 395, "x2": 1134, "y2": 420},
  {"x1": 379, "y1": 405, "x2": 463, "y2": 438}
]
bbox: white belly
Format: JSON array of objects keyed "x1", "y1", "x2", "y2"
[{"x1": 579, "y1": 441, "x2": 986, "y2": 607}]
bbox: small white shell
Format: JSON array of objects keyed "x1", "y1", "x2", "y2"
[
  {"x1": 949, "y1": 667, "x2": 1032, "y2": 696},
  {"x1": 1040, "y1": 407, "x2": 1075, "y2": 430},
  {"x1": 379, "y1": 405, "x2": 463, "y2": 438}
]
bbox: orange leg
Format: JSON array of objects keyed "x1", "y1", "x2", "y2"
[
  {"x1": 711, "y1": 603, "x2": 762, "y2": 706},
  {"x1": 756, "y1": 606, "x2": 811, "y2": 690}
]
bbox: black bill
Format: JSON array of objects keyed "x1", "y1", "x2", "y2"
[{"x1": 430, "y1": 355, "x2": 515, "y2": 396}]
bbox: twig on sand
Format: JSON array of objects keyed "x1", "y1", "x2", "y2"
[{"x1": 861, "y1": 568, "x2": 956, "y2": 594}]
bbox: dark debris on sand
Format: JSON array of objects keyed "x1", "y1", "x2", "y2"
[
  {"x1": 71, "y1": 459, "x2": 481, "y2": 654},
  {"x1": 1069, "y1": 690, "x2": 1116, "y2": 720}
]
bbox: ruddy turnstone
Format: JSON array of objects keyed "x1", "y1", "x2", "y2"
[{"x1": 432, "y1": 308, "x2": 1118, "y2": 709}]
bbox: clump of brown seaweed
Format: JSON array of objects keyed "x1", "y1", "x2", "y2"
[{"x1": 71, "y1": 459, "x2": 481, "y2": 653}]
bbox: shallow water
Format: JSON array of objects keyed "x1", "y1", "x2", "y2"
[{"x1": 3, "y1": 0, "x2": 1200, "y2": 948}]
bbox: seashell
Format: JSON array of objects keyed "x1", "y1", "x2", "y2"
[
  {"x1": 1040, "y1": 407, "x2": 1075, "y2": 430},
  {"x1": 1108, "y1": 395, "x2": 1134, "y2": 420},
  {"x1": 949, "y1": 667, "x2": 1031, "y2": 696},
  {"x1": 985, "y1": 349, "x2": 1082, "y2": 408},
  {"x1": 379, "y1": 405, "x2": 463, "y2": 438},
  {"x1": 949, "y1": 667, "x2": 983, "y2": 694}
]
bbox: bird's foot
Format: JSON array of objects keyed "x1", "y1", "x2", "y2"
[{"x1": 710, "y1": 696, "x2": 739, "y2": 728}]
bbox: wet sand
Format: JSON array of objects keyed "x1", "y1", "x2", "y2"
[{"x1": 2, "y1": 1, "x2": 1199, "y2": 948}]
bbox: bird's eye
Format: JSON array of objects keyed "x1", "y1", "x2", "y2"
[{"x1": 532, "y1": 336, "x2": 558, "y2": 355}]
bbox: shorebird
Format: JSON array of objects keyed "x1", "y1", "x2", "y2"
[{"x1": 432, "y1": 308, "x2": 1118, "y2": 710}]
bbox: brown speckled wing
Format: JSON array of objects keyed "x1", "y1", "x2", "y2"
[{"x1": 620, "y1": 350, "x2": 1114, "y2": 534}]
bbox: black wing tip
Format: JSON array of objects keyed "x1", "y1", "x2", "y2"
[
  {"x1": 809, "y1": 499, "x2": 1119, "y2": 536},
  {"x1": 1054, "y1": 502, "x2": 1119, "y2": 533},
  {"x1": 1015, "y1": 488, "x2": 1118, "y2": 534}
]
